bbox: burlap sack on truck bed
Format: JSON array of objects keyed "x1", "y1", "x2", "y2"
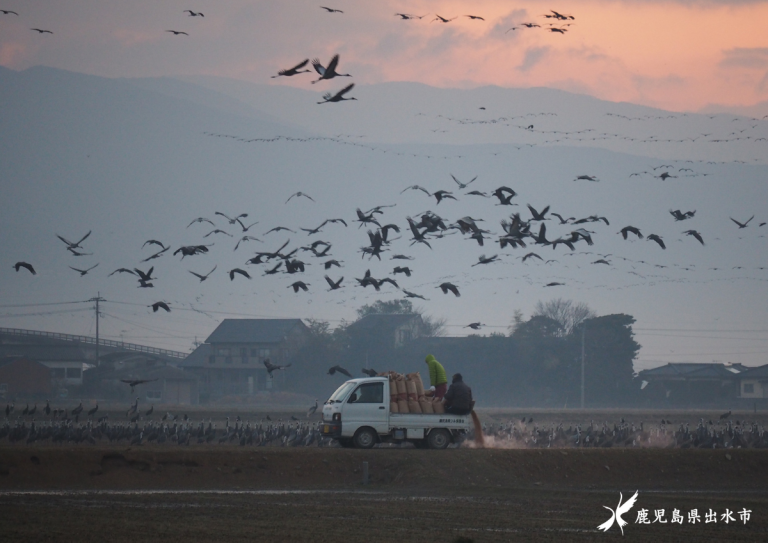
[
  {"x1": 406, "y1": 372, "x2": 425, "y2": 398},
  {"x1": 405, "y1": 379, "x2": 418, "y2": 401},
  {"x1": 395, "y1": 375, "x2": 407, "y2": 401},
  {"x1": 407, "y1": 399, "x2": 422, "y2": 414}
]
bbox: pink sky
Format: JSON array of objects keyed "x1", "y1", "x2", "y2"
[{"x1": 1, "y1": 0, "x2": 767, "y2": 110}]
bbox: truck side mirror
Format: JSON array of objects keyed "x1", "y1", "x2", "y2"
[{"x1": 348, "y1": 393, "x2": 357, "y2": 403}]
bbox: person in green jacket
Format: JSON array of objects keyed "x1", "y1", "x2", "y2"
[{"x1": 425, "y1": 354, "x2": 448, "y2": 400}]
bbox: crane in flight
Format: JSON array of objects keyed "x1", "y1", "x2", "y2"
[
  {"x1": 311, "y1": 54, "x2": 351, "y2": 84},
  {"x1": 271, "y1": 59, "x2": 311, "y2": 78},
  {"x1": 317, "y1": 83, "x2": 357, "y2": 104}
]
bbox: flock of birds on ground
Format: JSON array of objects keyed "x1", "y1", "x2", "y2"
[
  {"x1": 482, "y1": 412, "x2": 768, "y2": 450},
  {"x1": 4, "y1": 400, "x2": 768, "y2": 450}
]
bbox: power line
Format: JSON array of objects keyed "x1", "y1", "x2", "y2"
[
  {"x1": 0, "y1": 299, "x2": 92, "y2": 308},
  {"x1": 635, "y1": 328, "x2": 768, "y2": 333},
  {"x1": 637, "y1": 333, "x2": 768, "y2": 341},
  {"x1": 0, "y1": 308, "x2": 93, "y2": 318}
]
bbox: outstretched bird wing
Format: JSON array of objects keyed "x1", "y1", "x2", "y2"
[
  {"x1": 596, "y1": 507, "x2": 616, "y2": 532},
  {"x1": 615, "y1": 491, "x2": 639, "y2": 529}
]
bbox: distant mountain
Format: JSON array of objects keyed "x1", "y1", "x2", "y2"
[
  {"x1": 698, "y1": 100, "x2": 768, "y2": 120},
  {"x1": 175, "y1": 75, "x2": 768, "y2": 164}
]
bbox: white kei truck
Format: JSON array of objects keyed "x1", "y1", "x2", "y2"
[{"x1": 321, "y1": 376, "x2": 472, "y2": 449}]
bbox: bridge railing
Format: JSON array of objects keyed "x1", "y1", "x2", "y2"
[{"x1": 0, "y1": 327, "x2": 188, "y2": 359}]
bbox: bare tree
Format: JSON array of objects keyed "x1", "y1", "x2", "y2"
[
  {"x1": 532, "y1": 298, "x2": 595, "y2": 337},
  {"x1": 507, "y1": 309, "x2": 525, "y2": 336},
  {"x1": 421, "y1": 313, "x2": 447, "y2": 337}
]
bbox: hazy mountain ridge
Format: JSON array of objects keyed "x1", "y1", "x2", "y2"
[{"x1": 177, "y1": 74, "x2": 768, "y2": 165}]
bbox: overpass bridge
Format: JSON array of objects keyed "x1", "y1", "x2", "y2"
[{"x1": 0, "y1": 327, "x2": 188, "y2": 364}]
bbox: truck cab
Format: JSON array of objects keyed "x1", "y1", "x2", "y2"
[{"x1": 321, "y1": 377, "x2": 472, "y2": 449}]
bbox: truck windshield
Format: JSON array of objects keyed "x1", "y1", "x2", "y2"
[{"x1": 327, "y1": 381, "x2": 356, "y2": 403}]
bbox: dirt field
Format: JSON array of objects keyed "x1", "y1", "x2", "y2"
[{"x1": 1, "y1": 446, "x2": 767, "y2": 542}]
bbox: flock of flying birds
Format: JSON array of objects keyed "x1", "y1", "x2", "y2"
[
  {"x1": 11, "y1": 167, "x2": 766, "y2": 326},
  {"x1": 3, "y1": 5, "x2": 577, "y2": 105},
  {"x1": 4, "y1": 4, "x2": 767, "y2": 348}
]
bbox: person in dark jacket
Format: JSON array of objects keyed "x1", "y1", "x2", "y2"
[{"x1": 443, "y1": 373, "x2": 473, "y2": 415}]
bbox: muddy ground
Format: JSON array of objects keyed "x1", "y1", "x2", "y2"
[{"x1": 1, "y1": 446, "x2": 767, "y2": 542}]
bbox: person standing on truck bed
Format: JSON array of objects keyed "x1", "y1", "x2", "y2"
[
  {"x1": 443, "y1": 373, "x2": 473, "y2": 415},
  {"x1": 425, "y1": 354, "x2": 448, "y2": 400}
]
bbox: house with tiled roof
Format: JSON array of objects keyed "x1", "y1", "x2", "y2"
[
  {"x1": 637, "y1": 362, "x2": 749, "y2": 405},
  {"x1": 178, "y1": 319, "x2": 310, "y2": 398},
  {"x1": 737, "y1": 364, "x2": 768, "y2": 399}
]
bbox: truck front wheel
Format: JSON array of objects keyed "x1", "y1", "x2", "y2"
[
  {"x1": 427, "y1": 429, "x2": 451, "y2": 450},
  {"x1": 353, "y1": 427, "x2": 377, "y2": 449}
]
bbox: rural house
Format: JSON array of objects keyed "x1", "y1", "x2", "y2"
[{"x1": 179, "y1": 319, "x2": 310, "y2": 398}]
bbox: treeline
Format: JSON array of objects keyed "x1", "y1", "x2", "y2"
[{"x1": 286, "y1": 299, "x2": 641, "y2": 407}]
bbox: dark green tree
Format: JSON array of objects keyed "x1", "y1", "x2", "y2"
[{"x1": 572, "y1": 314, "x2": 641, "y2": 404}]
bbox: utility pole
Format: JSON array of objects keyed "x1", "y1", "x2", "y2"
[
  {"x1": 580, "y1": 322, "x2": 586, "y2": 409},
  {"x1": 89, "y1": 292, "x2": 105, "y2": 366}
]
